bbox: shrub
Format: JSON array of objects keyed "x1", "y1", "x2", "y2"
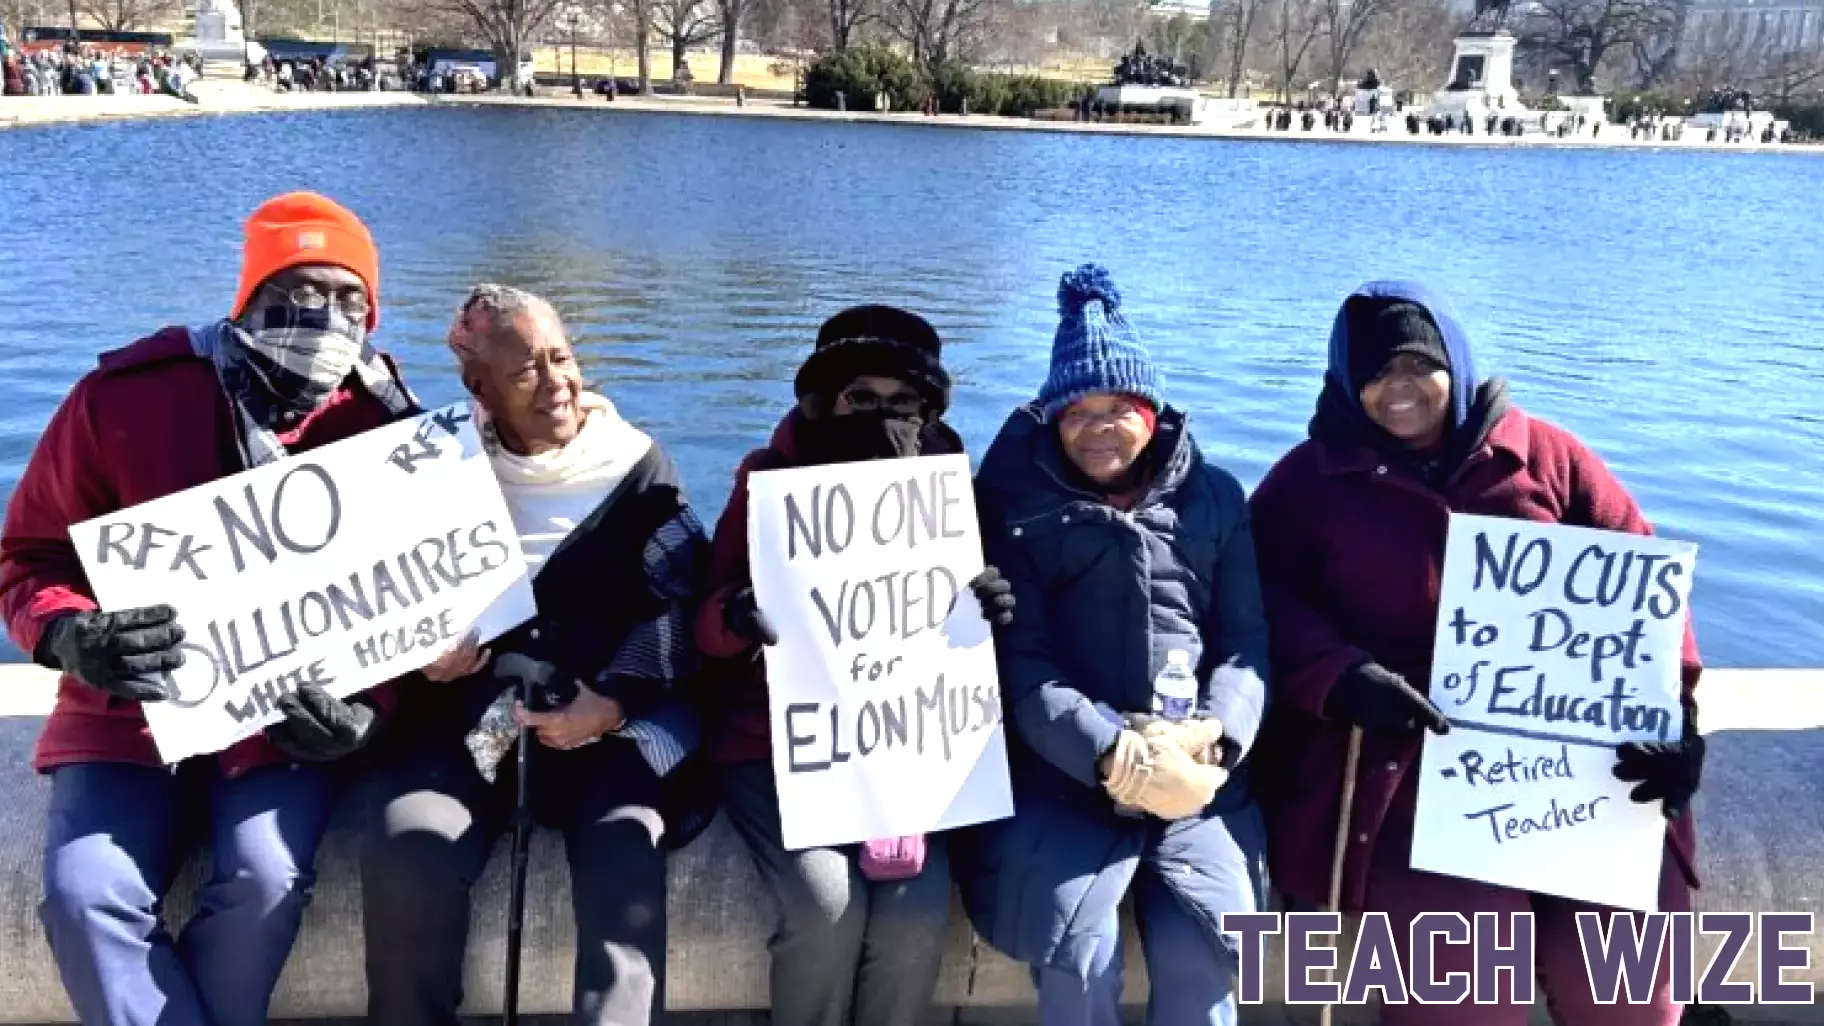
[{"x1": 804, "y1": 46, "x2": 928, "y2": 111}]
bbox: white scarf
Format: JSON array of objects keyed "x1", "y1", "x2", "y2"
[{"x1": 477, "y1": 392, "x2": 653, "y2": 569}]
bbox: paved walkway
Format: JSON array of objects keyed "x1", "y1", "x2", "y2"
[{"x1": 1, "y1": 80, "x2": 1816, "y2": 157}]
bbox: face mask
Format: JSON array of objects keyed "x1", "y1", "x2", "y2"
[
  {"x1": 801, "y1": 409, "x2": 926, "y2": 464},
  {"x1": 241, "y1": 301, "x2": 368, "y2": 412}
]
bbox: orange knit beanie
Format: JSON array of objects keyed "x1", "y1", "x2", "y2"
[{"x1": 230, "y1": 192, "x2": 381, "y2": 331}]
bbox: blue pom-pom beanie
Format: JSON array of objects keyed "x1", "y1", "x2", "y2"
[{"x1": 1034, "y1": 264, "x2": 1163, "y2": 421}]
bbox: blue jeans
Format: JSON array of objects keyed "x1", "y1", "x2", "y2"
[
  {"x1": 40, "y1": 760, "x2": 336, "y2": 1026},
  {"x1": 1033, "y1": 866, "x2": 1238, "y2": 1026}
]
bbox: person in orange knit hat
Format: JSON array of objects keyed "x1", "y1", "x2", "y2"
[{"x1": 0, "y1": 191, "x2": 478, "y2": 1026}]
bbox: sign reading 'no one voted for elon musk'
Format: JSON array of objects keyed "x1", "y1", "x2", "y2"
[
  {"x1": 69, "y1": 403, "x2": 537, "y2": 766},
  {"x1": 747, "y1": 453, "x2": 1014, "y2": 851},
  {"x1": 1411, "y1": 514, "x2": 1698, "y2": 912}
]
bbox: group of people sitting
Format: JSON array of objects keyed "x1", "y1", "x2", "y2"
[{"x1": 0, "y1": 190, "x2": 1707, "y2": 1026}]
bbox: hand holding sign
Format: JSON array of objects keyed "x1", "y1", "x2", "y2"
[
  {"x1": 746, "y1": 453, "x2": 1013, "y2": 850},
  {"x1": 1613, "y1": 705, "x2": 1706, "y2": 819},
  {"x1": 1410, "y1": 514, "x2": 1698, "y2": 912},
  {"x1": 68, "y1": 402, "x2": 535, "y2": 764},
  {"x1": 39, "y1": 605, "x2": 187, "y2": 704},
  {"x1": 420, "y1": 633, "x2": 490, "y2": 683}
]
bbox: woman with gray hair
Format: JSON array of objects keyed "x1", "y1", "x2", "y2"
[{"x1": 358, "y1": 284, "x2": 710, "y2": 1026}]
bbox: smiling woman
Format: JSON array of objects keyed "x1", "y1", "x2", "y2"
[{"x1": 358, "y1": 282, "x2": 712, "y2": 1026}]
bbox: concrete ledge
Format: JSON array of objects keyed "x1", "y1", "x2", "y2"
[{"x1": 0, "y1": 667, "x2": 1816, "y2": 1023}]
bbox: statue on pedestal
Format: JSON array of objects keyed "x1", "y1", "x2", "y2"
[
  {"x1": 1110, "y1": 40, "x2": 1189, "y2": 88},
  {"x1": 1466, "y1": 0, "x2": 1513, "y2": 33}
]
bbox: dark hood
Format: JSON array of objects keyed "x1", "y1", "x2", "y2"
[
  {"x1": 1313, "y1": 281, "x2": 1511, "y2": 485},
  {"x1": 1326, "y1": 279, "x2": 1479, "y2": 429}
]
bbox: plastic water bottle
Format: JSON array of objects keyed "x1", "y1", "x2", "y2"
[{"x1": 1152, "y1": 650, "x2": 1197, "y2": 721}]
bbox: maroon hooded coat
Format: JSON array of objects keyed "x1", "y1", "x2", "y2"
[
  {"x1": 1249, "y1": 286, "x2": 1700, "y2": 914},
  {"x1": 0, "y1": 327, "x2": 408, "y2": 777}
]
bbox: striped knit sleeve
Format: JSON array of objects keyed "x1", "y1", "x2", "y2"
[{"x1": 590, "y1": 505, "x2": 707, "y2": 719}]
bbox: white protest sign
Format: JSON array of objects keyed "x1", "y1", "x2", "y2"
[
  {"x1": 70, "y1": 403, "x2": 537, "y2": 765},
  {"x1": 747, "y1": 453, "x2": 1014, "y2": 851},
  {"x1": 1411, "y1": 513, "x2": 1697, "y2": 911}
]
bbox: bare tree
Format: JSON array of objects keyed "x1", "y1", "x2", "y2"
[
  {"x1": 1318, "y1": 0, "x2": 1392, "y2": 96},
  {"x1": 1266, "y1": 0, "x2": 1323, "y2": 100},
  {"x1": 827, "y1": 0, "x2": 869, "y2": 49},
  {"x1": 715, "y1": 0, "x2": 744, "y2": 81},
  {"x1": 1757, "y1": 44, "x2": 1824, "y2": 105},
  {"x1": 1145, "y1": 10, "x2": 1203, "y2": 66},
  {"x1": 1353, "y1": 0, "x2": 1457, "y2": 91},
  {"x1": 1519, "y1": 0, "x2": 1679, "y2": 92},
  {"x1": 882, "y1": 0, "x2": 995, "y2": 67},
  {"x1": 1212, "y1": 0, "x2": 1262, "y2": 95},
  {"x1": 651, "y1": 0, "x2": 717, "y2": 73},
  {"x1": 80, "y1": 0, "x2": 174, "y2": 32},
  {"x1": 434, "y1": 0, "x2": 567, "y2": 90}
]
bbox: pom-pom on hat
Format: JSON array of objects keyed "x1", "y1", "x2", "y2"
[{"x1": 1034, "y1": 264, "x2": 1162, "y2": 422}]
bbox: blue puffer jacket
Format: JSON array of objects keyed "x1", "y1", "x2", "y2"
[{"x1": 955, "y1": 403, "x2": 1271, "y2": 972}]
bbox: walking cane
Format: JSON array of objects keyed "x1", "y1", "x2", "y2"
[
  {"x1": 1320, "y1": 726, "x2": 1365, "y2": 1026},
  {"x1": 503, "y1": 674, "x2": 534, "y2": 1026}
]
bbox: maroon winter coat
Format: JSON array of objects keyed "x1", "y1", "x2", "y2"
[
  {"x1": 0, "y1": 327, "x2": 408, "y2": 777},
  {"x1": 1249, "y1": 405, "x2": 1701, "y2": 913}
]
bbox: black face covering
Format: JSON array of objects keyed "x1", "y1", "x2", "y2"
[{"x1": 798, "y1": 410, "x2": 926, "y2": 464}]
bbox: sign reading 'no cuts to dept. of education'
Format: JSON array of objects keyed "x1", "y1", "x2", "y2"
[
  {"x1": 747, "y1": 453, "x2": 1014, "y2": 851},
  {"x1": 69, "y1": 403, "x2": 537, "y2": 766},
  {"x1": 1411, "y1": 514, "x2": 1698, "y2": 912}
]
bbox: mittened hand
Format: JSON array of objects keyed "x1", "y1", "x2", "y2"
[
  {"x1": 266, "y1": 685, "x2": 380, "y2": 762},
  {"x1": 1614, "y1": 733, "x2": 1705, "y2": 820},
  {"x1": 37, "y1": 606, "x2": 185, "y2": 703},
  {"x1": 1327, "y1": 661, "x2": 1451, "y2": 735},
  {"x1": 967, "y1": 567, "x2": 1015, "y2": 627},
  {"x1": 1100, "y1": 730, "x2": 1153, "y2": 807},
  {"x1": 725, "y1": 587, "x2": 779, "y2": 647},
  {"x1": 1135, "y1": 734, "x2": 1226, "y2": 820},
  {"x1": 1130, "y1": 713, "x2": 1226, "y2": 766}
]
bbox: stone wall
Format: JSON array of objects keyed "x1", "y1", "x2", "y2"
[{"x1": 0, "y1": 668, "x2": 1816, "y2": 1024}]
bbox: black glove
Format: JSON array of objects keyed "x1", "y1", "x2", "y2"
[
  {"x1": 1325, "y1": 661, "x2": 1450, "y2": 735},
  {"x1": 724, "y1": 586, "x2": 779, "y2": 647},
  {"x1": 265, "y1": 685, "x2": 380, "y2": 761},
  {"x1": 35, "y1": 606, "x2": 185, "y2": 703},
  {"x1": 968, "y1": 566, "x2": 1015, "y2": 627},
  {"x1": 1614, "y1": 701, "x2": 1704, "y2": 819}
]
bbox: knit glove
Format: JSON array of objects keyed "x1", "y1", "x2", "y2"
[
  {"x1": 265, "y1": 685, "x2": 381, "y2": 762},
  {"x1": 967, "y1": 567, "x2": 1015, "y2": 627},
  {"x1": 1100, "y1": 730, "x2": 1154, "y2": 808},
  {"x1": 35, "y1": 606, "x2": 185, "y2": 703},
  {"x1": 1614, "y1": 701, "x2": 1704, "y2": 820},
  {"x1": 1129, "y1": 713, "x2": 1228, "y2": 767},
  {"x1": 724, "y1": 587, "x2": 779, "y2": 647},
  {"x1": 1326, "y1": 661, "x2": 1450, "y2": 735},
  {"x1": 1134, "y1": 733, "x2": 1226, "y2": 820}
]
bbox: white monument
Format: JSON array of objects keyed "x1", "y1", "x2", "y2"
[
  {"x1": 1431, "y1": 31, "x2": 1523, "y2": 122},
  {"x1": 178, "y1": 0, "x2": 250, "y2": 63}
]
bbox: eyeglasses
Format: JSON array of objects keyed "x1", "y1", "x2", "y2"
[
  {"x1": 265, "y1": 281, "x2": 370, "y2": 320},
  {"x1": 841, "y1": 386, "x2": 924, "y2": 415},
  {"x1": 1059, "y1": 399, "x2": 1144, "y2": 431}
]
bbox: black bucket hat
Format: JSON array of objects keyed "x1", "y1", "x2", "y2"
[{"x1": 794, "y1": 305, "x2": 952, "y2": 416}]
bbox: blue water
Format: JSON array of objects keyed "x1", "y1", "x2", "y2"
[{"x1": 0, "y1": 107, "x2": 1819, "y2": 667}]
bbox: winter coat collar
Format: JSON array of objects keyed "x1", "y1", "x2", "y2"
[{"x1": 1312, "y1": 396, "x2": 1533, "y2": 480}]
